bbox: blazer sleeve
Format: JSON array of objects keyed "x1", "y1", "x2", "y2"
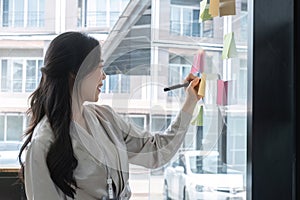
[
  {"x1": 25, "y1": 138, "x2": 66, "y2": 200},
  {"x1": 100, "y1": 105, "x2": 193, "y2": 169}
]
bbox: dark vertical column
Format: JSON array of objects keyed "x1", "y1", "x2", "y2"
[
  {"x1": 294, "y1": 0, "x2": 300, "y2": 199},
  {"x1": 248, "y1": 0, "x2": 296, "y2": 199},
  {"x1": 196, "y1": 126, "x2": 203, "y2": 150},
  {"x1": 218, "y1": 108, "x2": 227, "y2": 164}
]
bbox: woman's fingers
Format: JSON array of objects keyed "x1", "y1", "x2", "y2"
[
  {"x1": 190, "y1": 77, "x2": 200, "y2": 88},
  {"x1": 186, "y1": 77, "x2": 202, "y2": 101},
  {"x1": 184, "y1": 73, "x2": 198, "y2": 83}
]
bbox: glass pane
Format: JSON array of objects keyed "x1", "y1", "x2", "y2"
[
  {"x1": 97, "y1": 12, "x2": 107, "y2": 27},
  {"x1": 12, "y1": 60, "x2": 23, "y2": 92},
  {"x1": 2, "y1": 0, "x2": 9, "y2": 27},
  {"x1": 170, "y1": 6, "x2": 181, "y2": 35},
  {"x1": 14, "y1": 0, "x2": 24, "y2": 27},
  {"x1": 6, "y1": 115, "x2": 23, "y2": 141},
  {"x1": 0, "y1": 116, "x2": 4, "y2": 140},
  {"x1": 151, "y1": 116, "x2": 171, "y2": 132},
  {"x1": 182, "y1": 8, "x2": 191, "y2": 36},
  {"x1": 110, "y1": 11, "x2": 120, "y2": 27},
  {"x1": 87, "y1": 0, "x2": 98, "y2": 27},
  {"x1": 192, "y1": 9, "x2": 200, "y2": 37},
  {"x1": 120, "y1": 74, "x2": 130, "y2": 93},
  {"x1": 1, "y1": 60, "x2": 10, "y2": 92},
  {"x1": 202, "y1": 20, "x2": 214, "y2": 38},
  {"x1": 27, "y1": 0, "x2": 38, "y2": 27},
  {"x1": 38, "y1": 0, "x2": 45, "y2": 27},
  {"x1": 110, "y1": 0, "x2": 120, "y2": 11},
  {"x1": 26, "y1": 60, "x2": 36, "y2": 92},
  {"x1": 109, "y1": 75, "x2": 119, "y2": 93},
  {"x1": 168, "y1": 65, "x2": 180, "y2": 97},
  {"x1": 38, "y1": 60, "x2": 43, "y2": 83},
  {"x1": 129, "y1": 116, "x2": 145, "y2": 130}
]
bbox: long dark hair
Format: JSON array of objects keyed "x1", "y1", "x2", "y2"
[{"x1": 18, "y1": 31, "x2": 101, "y2": 198}]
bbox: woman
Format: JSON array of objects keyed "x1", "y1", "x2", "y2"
[{"x1": 19, "y1": 31, "x2": 201, "y2": 200}]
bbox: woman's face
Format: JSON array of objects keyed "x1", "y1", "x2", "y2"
[{"x1": 80, "y1": 61, "x2": 106, "y2": 102}]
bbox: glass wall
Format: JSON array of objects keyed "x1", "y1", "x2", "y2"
[{"x1": 0, "y1": 0, "x2": 251, "y2": 199}]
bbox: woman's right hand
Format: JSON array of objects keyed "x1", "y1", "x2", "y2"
[{"x1": 181, "y1": 73, "x2": 202, "y2": 114}]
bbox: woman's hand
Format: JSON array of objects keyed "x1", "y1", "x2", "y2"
[
  {"x1": 181, "y1": 73, "x2": 202, "y2": 114},
  {"x1": 185, "y1": 73, "x2": 202, "y2": 102}
]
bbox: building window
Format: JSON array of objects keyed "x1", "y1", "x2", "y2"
[
  {"x1": 12, "y1": 60, "x2": 23, "y2": 92},
  {"x1": 170, "y1": 5, "x2": 211, "y2": 37},
  {"x1": 0, "y1": 58, "x2": 43, "y2": 93},
  {"x1": 168, "y1": 64, "x2": 191, "y2": 98},
  {"x1": 0, "y1": 113, "x2": 26, "y2": 142},
  {"x1": 1, "y1": 0, "x2": 45, "y2": 27},
  {"x1": 107, "y1": 74, "x2": 130, "y2": 93},
  {"x1": 241, "y1": 0, "x2": 247, "y2": 11},
  {"x1": 151, "y1": 115, "x2": 172, "y2": 132},
  {"x1": 0, "y1": 115, "x2": 4, "y2": 140},
  {"x1": 128, "y1": 115, "x2": 146, "y2": 130},
  {"x1": 77, "y1": 0, "x2": 129, "y2": 28},
  {"x1": 202, "y1": 19, "x2": 214, "y2": 38},
  {"x1": 27, "y1": 0, "x2": 45, "y2": 27}
]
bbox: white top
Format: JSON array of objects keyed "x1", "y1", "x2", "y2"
[{"x1": 24, "y1": 104, "x2": 193, "y2": 200}]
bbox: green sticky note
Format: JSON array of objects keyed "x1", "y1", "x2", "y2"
[
  {"x1": 191, "y1": 105, "x2": 204, "y2": 126},
  {"x1": 222, "y1": 32, "x2": 238, "y2": 59},
  {"x1": 199, "y1": 0, "x2": 212, "y2": 22}
]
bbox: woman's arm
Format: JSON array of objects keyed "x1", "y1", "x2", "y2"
[
  {"x1": 24, "y1": 134, "x2": 66, "y2": 199},
  {"x1": 102, "y1": 73, "x2": 201, "y2": 168}
]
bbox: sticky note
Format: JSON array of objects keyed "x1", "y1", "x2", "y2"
[
  {"x1": 191, "y1": 105, "x2": 204, "y2": 126},
  {"x1": 199, "y1": 0, "x2": 212, "y2": 22},
  {"x1": 222, "y1": 32, "x2": 237, "y2": 59},
  {"x1": 209, "y1": 0, "x2": 220, "y2": 17},
  {"x1": 191, "y1": 49, "x2": 205, "y2": 74},
  {"x1": 219, "y1": 0, "x2": 236, "y2": 17},
  {"x1": 198, "y1": 73, "x2": 206, "y2": 97},
  {"x1": 217, "y1": 79, "x2": 237, "y2": 105}
]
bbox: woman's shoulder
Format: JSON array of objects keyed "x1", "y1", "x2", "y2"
[
  {"x1": 31, "y1": 116, "x2": 54, "y2": 145},
  {"x1": 85, "y1": 103, "x2": 116, "y2": 116}
]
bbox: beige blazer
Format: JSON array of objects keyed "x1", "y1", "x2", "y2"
[{"x1": 24, "y1": 104, "x2": 193, "y2": 200}]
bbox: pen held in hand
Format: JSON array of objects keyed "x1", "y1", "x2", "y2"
[{"x1": 163, "y1": 82, "x2": 190, "y2": 92}]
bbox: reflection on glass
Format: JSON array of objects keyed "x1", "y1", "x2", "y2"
[
  {"x1": 26, "y1": 60, "x2": 36, "y2": 92},
  {"x1": 0, "y1": 116, "x2": 4, "y2": 140},
  {"x1": 7, "y1": 115, "x2": 23, "y2": 141},
  {"x1": 13, "y1": 60, "x2": 22, "y2": 93},
  {"x1": 1, "y1": 60, "x2": 9, "y2": 92}
]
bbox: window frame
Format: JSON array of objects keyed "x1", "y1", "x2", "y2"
[{"x1": 0, "y1": 58, "x2": 43, "y2": 93}]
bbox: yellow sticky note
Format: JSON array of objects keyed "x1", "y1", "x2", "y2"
[
  {"x1": 199, "y1": 0, "x2": 212, "y2": 22},
  {"x1": 219, "y1": 0, "x2": 236, "y2": 17},
  {"x1": 222, "y1": 32, "x2": 237, "y2": 59},
  {"x1": 209, "y1": 0, "x2": 220, "y2": 17},
  {"x1": 198, "y1": 73, "x2": 206, "y2": 98}
]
